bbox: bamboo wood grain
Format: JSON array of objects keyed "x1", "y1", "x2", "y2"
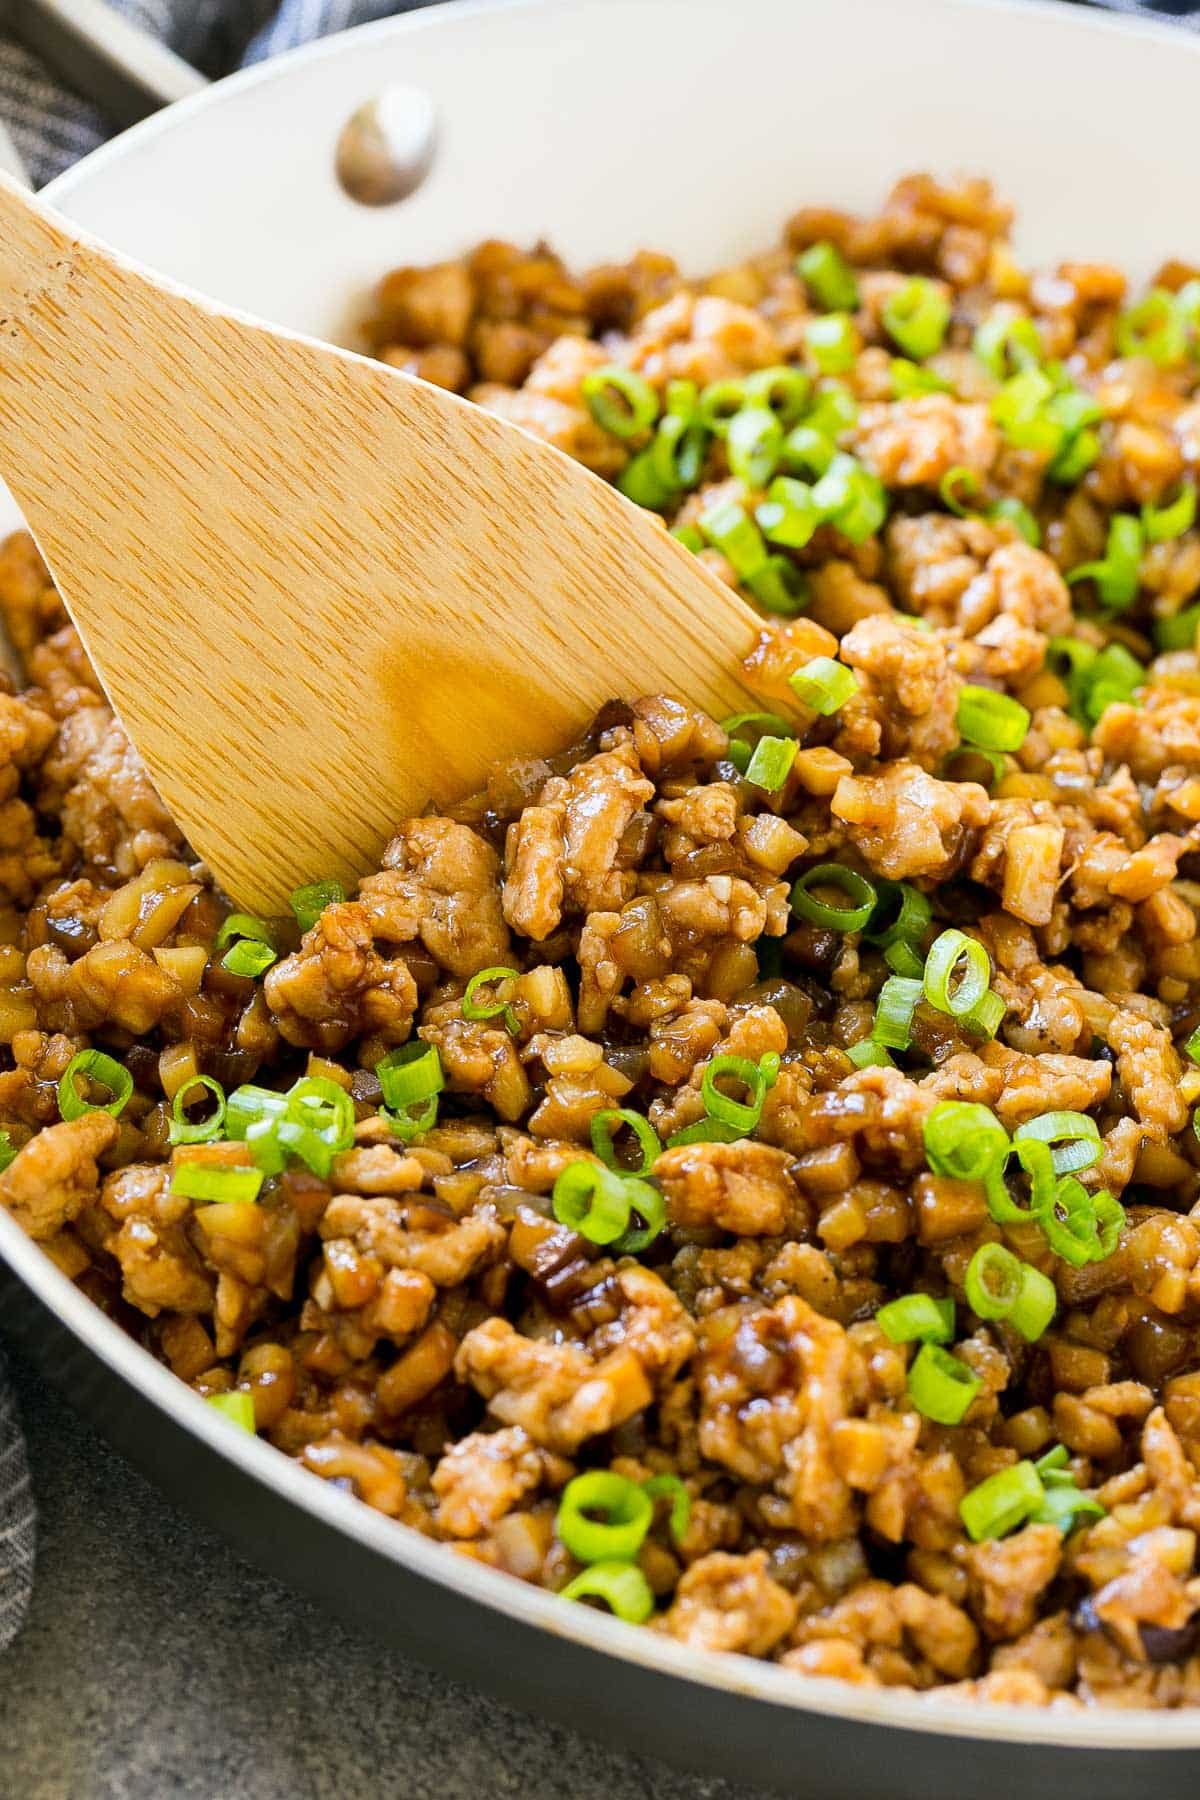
[{"x1": 0, "y1": 174, "x2": 762, "y2": 910}]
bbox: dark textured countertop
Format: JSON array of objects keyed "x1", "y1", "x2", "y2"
[{"x1": 0, "y1": 1355, "x2": 767, "y2": 1800}]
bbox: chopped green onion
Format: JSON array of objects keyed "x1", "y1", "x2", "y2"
[
  {"x1": 590, "y1": 1108, "x2": 661, "y2": 1178},
  {"x1": 957, "y1": 684, "x2": 1031, "y2": 753},
  {"x1": 1014, "y1": 1111, "x2": 1101, "y2": 1176},
  {"x1": 923, "y1": 1101, "x2": 1009, "y2": 1183},
  {"x1": 1115, "y1": 288, "x2": 1187, "y2": 366},
  {"x1": 1185, "y1": 1024, "x2": 1200, "y2": 1065},
  {"x1": 222, "y1": 939, "x2": 277, "y2": 979},
  {"x1": 1143, "y1": 486, "x2": 1197, "y2": 543},
  {"x1": 581, "y1": 366, "x2": 659, "y2": 439},
  {"x1": 552, "y1": 1159, "x2": 664, "y2": 1256},
  {"x1": 747, "y1": 556, "x2": 808, "y2": 616},
  {"x1": 699, "y1": 498, "x2": 769, "y2": 579},
  {"x1": 990, "y1": 496, "x2": 1041, "y2": 546},
  {"x1": 223, "y1": 1074, "x2": 354, "y2": 1170},
  {"x1": 1082, "y1": 646, "x2": 1146, "y2": 723},
  {"x1": 1050, "y1": 635, "x2": 1145, "y2": 724},
  {"x1": 1038, "y1": 1175, "x2": 1100, "y2": 1267},
  {"x1": 1045, "y1": 388, "x2": 1103, "y2": 441},
  {"x1": 1034, "y1": 1445, "x2": 1070, "y2": 1478},
  {"x1": 224, "y1": 1084, "x2": 289, "y2": 1139},
  {"x1": 697, "y1": 379, "x2": 747, "y2": 435},
  {"x1": 0, "y1": 1131, "x2": 15, "y2": 1173},
  {"x1": 744, "y1": 734, "x2": 797, "y2": 791},
  {"x1": 58, "y1": 1049, "x2": 134, "y2": 1122},
  {"x1": 811, "y1": 453, "x2": 887, "y2": 544},
  {"x1": 215, "y1": 911, "x2": 275, "y2": 952},
  {"x1": 376, "y1": 1044, "x2": 441, "y2": 1141},
  {"x1": 1032, "y1": 1484, "x2": 1106, "y2": 1532},
  {"x1": 665, "y1": 379, "x2": 698, "y2": 420},
  {"x1": 890, "y1": 359, "x2": 951, "y2": 398},
  {"x1": 616, "y1": 446, "x2": 678, "y2": 512},
  {"x1": 642, "y1": 1473, "x2": 690, "y2": 1543},
  {"x1": 1091, "y1": 1189, "x2": 1126, "y2": 1260},
  {"x1": 244, "y1": 1116, "x2": 329, "y2": 1179},
  {"x1": 960, "y1": 987, "x2": 1006, "y2": 1040},
  {"x1": 884, "y1": 939, "x2": 924, "y2": 978},
  {"x1": 960, "y1": 1461, "x2": 1044, "y2": 1542},
  {"x1": 964, "y1": 1242, "x2": 1023, "y2": 1321},
  {"x1": 462, "y1": 966, "x2": 521, "y2": 1035},
  {"x1": 701, "y1": 1054, "x2": 770, "y2": 1134},
  {"x1": 991, "y1": 367, "x2": 1058, "y2": 453},
  {"x1": 985, "y1": 1136, "x2": 1056, "y2": 1226},
  {"x1": 797, "y1": 240, "x2": 859, "y2": 313},
  {"x1": 1047, "y1": 424, "x2": 1100, "y2": 485},
  {"x1": 169, "y1": 1075, "x2": 227, "y2": 1146},
  {"x1": 290, "y1": 881, "x2": 345, "y2": 933},
  {"x1": 866, "y1": 881, "x2": 932, "y2": 952},
  {"x1": 720, "y1": 710, "x2": 794, "y2": 748},
  {"x1": 726, "y1": 406, "x2": 784, "y2": 488},
  {"x1": 1009, "y1": 1262, "x2": 1058, "y2": 1343},
  {"x1": 804, "y1": 313, "x2": 857, "y2": 375},
  {"x1": 556, "y1": 1470, "x2": 654, "y2": 1564},
  {"x1": 756, "y1": 475, "x2": 821, "y2": 550},
  {"x1": 649, "y1": 413, "x2": 708, "y2": 492},
  {"x1": 907, "y1": 1342, "x2": 980, "y2": 1425},
  {"x1": 973, "y1": 314, "x2": 1042, "y2": 381},
  {"x1": 288, "y1": 1076, "x2": 356, "y2": 1153},
  {"x1": 552, "y1": 1161, "x2": 634, "y2": 1246},
  {"x1": 171, "y1": 1161, "x2": 264, "y2": 1205},
  {"x1": 206, "y1": 1391, "x2": 256, "y2": 1432},
  {"x1": 560, "y1": 1561, "x2": 654, "y2": 1624},
  {"x1": 923, "y1": 928, "x2": 990, "y2": 1019},
  {"x1": 1039, "y1": 1177, "x2": 1124, "y2": 1267},
  {"x1": 787, "y1": 655, "x2": 858, "y2": 715},
  {"x1": 1046, "y1": 635, "x2": 1097, "y2": 694},
  {"x1": 1155, "y1": 604, "x2": 1200, "y2": 652},
  {"x1": 872, "y1": 975, "x2": 923, "y2": 1051},
  {"x1": 744, "y1": 365, "x2": 812, "y2": 428},
  {"x1": 962, "y1": 1243, "x2": 1055, "y2": 1341},
  {"x1": 790, "y1": 864, "x2": 877, "y2": 932},
  {"x1": 883, "y1": 278, "x2": 951, "y2": 360},
  {"x1": 780, "y1": 424, "x2": 837, "y2": 478},
  {"x1": 611, "y1": 1181, "x2": 667, "y2": 1256},
  {"x1": 671, "y1": 523, "x2": 705, "y2": 554},
  {"x1": 939, "y1": 745, "x2": 1008, "y2": 790},
  {"x1": 806, "y1": 381, "x2": 859, "y2": 439},
  {"x1": 666, "y1": 1117, "x2": 745, "y2": 1148},
  {"x1": 384, "y1": 1094, "x2": 438, "y2": 1144},
  {"x1": 875, "y1": 1292, "x2": 955, "y2": 1344},
  {"x1": 376, "y1": 1043, "x2": 443, "y2": 1112},
  {"x1": 846, "y1": 1040, "x2": 894, "y2": 1069},
  {"x1": 1067, "y1": 515, "x2": 1144, "y2": 613},
  {"x1": 939, "y1": 466, "x2": 982, "y2": 518}
]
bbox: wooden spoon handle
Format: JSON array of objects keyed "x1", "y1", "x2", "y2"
[{"x1": 0, "y1": 174, "x2": 761, "y2": 909}]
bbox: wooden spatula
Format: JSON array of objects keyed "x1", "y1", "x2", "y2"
[{"x1": 0, "y1": 174, "x2": 761, "y2": 912}]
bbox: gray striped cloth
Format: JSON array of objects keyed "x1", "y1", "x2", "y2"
[
  {"x1": 0, "y1": 0, "x2": 1196, "y2": 1656},
  {"x1": 0, "y1": 1347, "x2": 34, "y2": 1651}
]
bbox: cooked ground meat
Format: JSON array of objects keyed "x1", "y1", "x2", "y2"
[{"x1": 8, "y1": 170, "x2": 1200, "y2": 1708}]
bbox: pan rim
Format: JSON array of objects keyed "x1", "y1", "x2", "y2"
[{"x1": 13, "y1": 0, "x2": 1200, "y2": 1751}]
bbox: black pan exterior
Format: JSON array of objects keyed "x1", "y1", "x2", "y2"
[{"x1": 3, "y1": 1263, "x2": 1199, "y2": 1800}]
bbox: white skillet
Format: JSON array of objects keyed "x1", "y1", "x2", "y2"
[{"x1": 3, "y1": 0, "x2": 1200, "y2": 1783}]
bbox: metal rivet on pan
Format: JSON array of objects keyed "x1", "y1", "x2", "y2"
[{"x1": 335, "y1": 86, "x2": 437, "y2": 207}]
